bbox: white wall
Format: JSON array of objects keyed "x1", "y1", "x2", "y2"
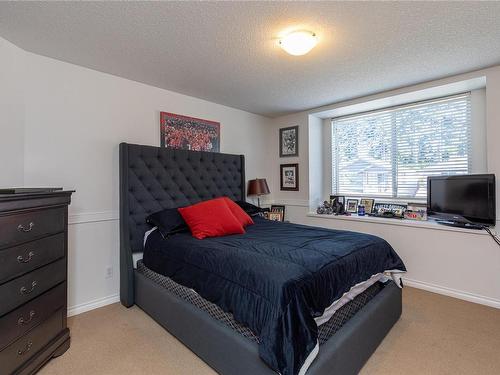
[
  {"x1": 270, "y1": 67, "x2": 500, "y2": 308},
  {"x1": 1, "y1": 37, "x2": 273, "y2": 315},
  {"x1": 0, "y1": 38, "x2": 25, "y2": 186}
]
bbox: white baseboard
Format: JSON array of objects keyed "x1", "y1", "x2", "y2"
[
  {"x1": 67, "y1": 294, "x2": 120, "y2": 317},
  {"x1": 403, "y1": 278, "x2": 500, "y2": 309}
]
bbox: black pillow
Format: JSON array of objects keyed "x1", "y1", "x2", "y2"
[
  {"x1": 235, "y1": 200, "x2": 265, "y2": 216},
  {"x1": 146, "y1": 208, "x2": 188, "y2": 237}
]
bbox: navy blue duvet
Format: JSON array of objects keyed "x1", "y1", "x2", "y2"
[{"x1": 143, "y1": 217, "x2": 406, "y2": 375}]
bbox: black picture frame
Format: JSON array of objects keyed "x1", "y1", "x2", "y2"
[
  {"x1": 373, "y1": 202, "x2": 407, "y2": 217},
  {"x1": 279, "y1": 126, "x2": 299, "y2": 157},
  {"x1": 346, "y1": 199, "x2": 359, "y2": 213},
  {"x1": 280, "y1": 164, "x2": 299, "y2": 191},
  {"x1": 270, "y1": 205, "x2": 286, "y2": 221},
  {"x1": 329, "y1": 195, "x2": 345, "y2": 206}
]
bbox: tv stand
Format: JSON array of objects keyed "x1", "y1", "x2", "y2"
[{"x1": 435, "y1": 220, "x2": 484, "y2": 230}]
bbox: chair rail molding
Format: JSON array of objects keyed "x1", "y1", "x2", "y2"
[
  {"x1": 69, "y1": 210, "x2": 119, "y2": 225},
  {"x1": 269, "y1": 199, "x2": 309, "y2": 207}
]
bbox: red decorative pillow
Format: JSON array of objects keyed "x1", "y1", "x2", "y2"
[
  {"x1": 178, "y1": 198, "x2": 245, "y2": 239},
  {"x1": 219, "y1": 197, "x2": 254, "y2": 227}
]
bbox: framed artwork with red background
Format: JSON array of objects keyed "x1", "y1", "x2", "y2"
[{"x1": 160, "y1": 112, "x2": 220, "y2": 152}]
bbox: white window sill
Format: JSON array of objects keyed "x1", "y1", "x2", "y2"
[{"x1": 306, "y1": 212, "x2": 492, "y2": 235}]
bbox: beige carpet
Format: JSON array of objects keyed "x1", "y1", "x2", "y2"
[{"x1": 39, "y1": 287, "x2": 500, "y2": 375}]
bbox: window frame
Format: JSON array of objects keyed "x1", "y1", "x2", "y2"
[{"x1": 331, "y1": 92, "x2": 472, "y2": 201}]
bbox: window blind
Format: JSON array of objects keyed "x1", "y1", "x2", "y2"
[{"x1": 332, "y1": 93, "x2": 471, "y2": 199}]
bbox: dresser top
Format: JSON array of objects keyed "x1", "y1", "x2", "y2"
[
  {"x1": 0, "y1": 190, "x2": 74, "y2": 212},
  {"x1": 0, "y1": 189, "x2": 74, "y2": 200}
]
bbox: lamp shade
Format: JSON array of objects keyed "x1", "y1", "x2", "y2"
[{"x1": 247, "y1": 178, "x2": 270, "y2": 196}]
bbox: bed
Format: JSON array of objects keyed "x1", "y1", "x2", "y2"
[{"x1": 119, "y1": 142, "x2": 405, "y2": 375}]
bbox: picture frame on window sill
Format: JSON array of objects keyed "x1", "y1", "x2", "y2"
[
  {"x1": 329, "y1": 195, "x2": 345, "y2": 206},
  {"x1": 279, "y1": 126, "x2": 299, "y2": 157},
  {"x1": 346, "y1": 199, "x2": 359, "y2": 213},
  {"x1": 280, "y1": 164, "x2": 299, "y2": 191},
  {"x1": 360, "y1": 198, "x2": 375, "y2": 214},
  {"x1": 373, "y1": 202, "x2": 407, "y2": 217}
]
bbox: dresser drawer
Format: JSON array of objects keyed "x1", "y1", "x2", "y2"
[
  {"x1": 0, "y1": 259, "x2": 66, "y2": 317},
  {"x1": 0, "y1": 233, "x2": 65, "y2": 284},
  {"x1": 0, "y1": 207, "x2": 65, "y2": 249},
  {"x1": 0, "y1": 309, "x2": 64, "y2": 375},
  {"x1": 0, "y1": 283, "x2": 66, "y2": 351}
]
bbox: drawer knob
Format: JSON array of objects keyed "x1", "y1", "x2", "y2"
[
  {"x1": 18, "y1": 310, "x2": 36, "y2": 326},
  {"x1": 17, "y1": 251, "x2": 35, "y2": 263},
  {"x1": 20, "y1": 281, "x2": 37, "y2": 295},
  {"x1": 17, "y1": 341, "x2": 33, "y2": 356},
  {"x1": 17, "y1": 222, "x2": 35, "y2": 233}
]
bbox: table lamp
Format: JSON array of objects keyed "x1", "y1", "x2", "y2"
[{"x1": 247, "y1": 178, "x2": 270, "y2": 207}]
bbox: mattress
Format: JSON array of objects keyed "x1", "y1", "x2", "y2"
[{"x1": 136, "y1": 260, "x2": 386, "y2": 346}]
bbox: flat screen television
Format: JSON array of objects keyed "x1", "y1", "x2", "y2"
[{"x1": 427, "y1": 174, "x2": 496, "y2": 227}]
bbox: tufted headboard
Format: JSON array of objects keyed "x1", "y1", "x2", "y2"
[{"x1": 119, "y1": 143, "x2": 245, "y2": 306}]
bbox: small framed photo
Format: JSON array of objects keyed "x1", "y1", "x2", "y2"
[
  {"x1": 280, "y1": 164, "x2": 299, "y2": 191},
  {"x1": 267, "y1": 212, "x2": 283, "y2": 221},
  {"x1": 360, "y1": 198, "x2": 375, "y2": 214},
  {"x1": 270, "y1": 205, "x2": 286, "y2": 221},
  {"x1": 279, "y1": 126, "x2": 299, "y2": 157},
  {"x1": 346, "y1": 199, "x2": 359, "y2": 213}
]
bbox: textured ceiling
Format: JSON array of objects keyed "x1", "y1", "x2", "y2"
[{"x1": 1, "y1": 2, "x2": 500, "y2": 117}]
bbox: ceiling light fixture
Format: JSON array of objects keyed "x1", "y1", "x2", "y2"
[{"x1": 279, "y1": 30, "x2": 318, "y2": 56}]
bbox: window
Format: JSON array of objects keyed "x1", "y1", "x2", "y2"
[{"x1": 332, "y1": 93, "x2": 471, "y2": 199}]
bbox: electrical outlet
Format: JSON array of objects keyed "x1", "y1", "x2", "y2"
[{"x1": 105, "y1": 266, "x2": 113, "y2": 279}]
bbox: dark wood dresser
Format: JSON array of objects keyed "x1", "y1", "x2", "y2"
[{"x1": 0, "y1": 190, "x2": 74, "y2": 375}]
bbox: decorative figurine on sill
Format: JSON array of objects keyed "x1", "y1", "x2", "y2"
[
  {"x1": 317, "y1": 200, "x2": 333, "y2": 215},
  {"x1": 317, "y1": 198, "x2": 345, "y2": 215}
]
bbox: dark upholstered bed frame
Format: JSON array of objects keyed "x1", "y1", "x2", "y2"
[{"x1": 119, "y1": 143, "x2": 402, "y2": 375}]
